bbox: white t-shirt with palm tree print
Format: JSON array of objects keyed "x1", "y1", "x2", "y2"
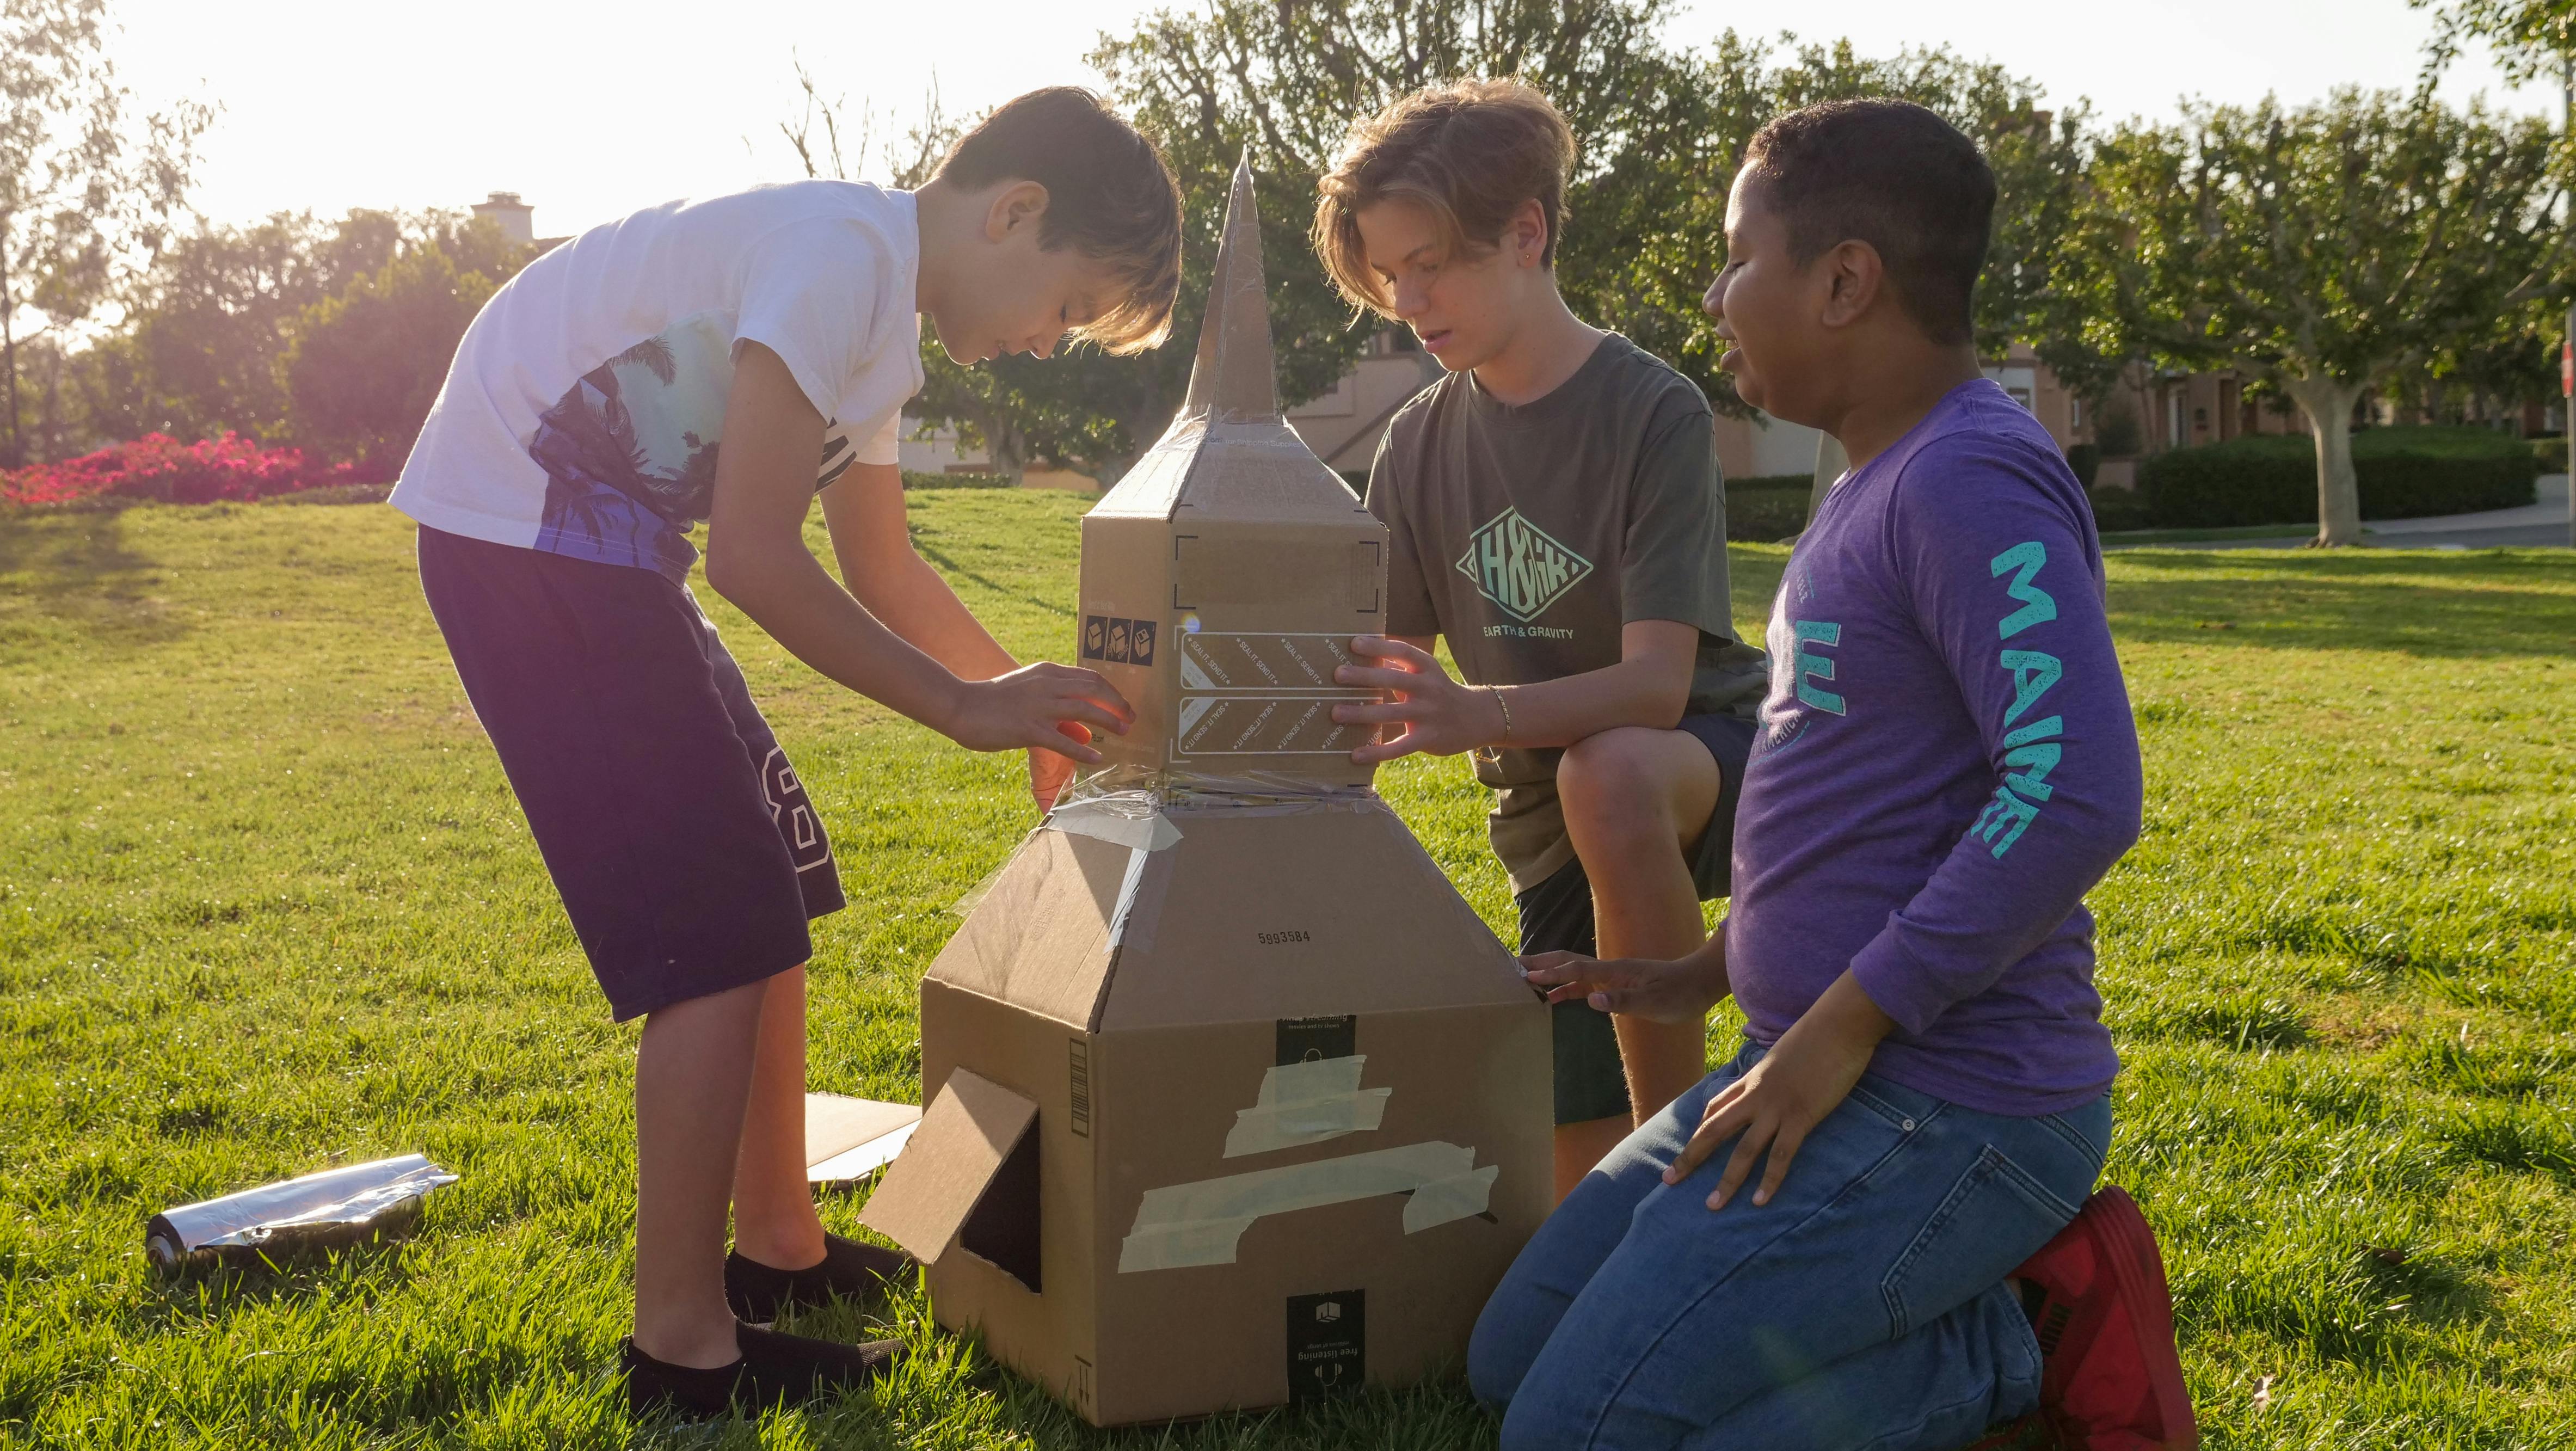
[{"x1": 391, "y1": 180, "x2": 920, "y2": 581}]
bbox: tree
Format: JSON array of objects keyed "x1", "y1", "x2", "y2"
[
  {"x1": 1625, "y1": 33, "x2": 2114, "y2": 416},
  {"x1": 1, "y1": 0, "x2": 208, "y2": 465},
  {"x1": 86, "y1": 211, "x2": 390, "y2": 445},
  {"x1": 2412, "y1": 0, "x2": 2576, "y2": 83},
  {"x1": 57, "y1": 208, "x2": 497, "y2": 458},
  {"x1": 281, "y1": 218, "x2": 530, "y2": 474},
  {"x1": 782, "y1": 10, "x2": 2103, "y2": 471},
  {"x1": 2067, "y1": 91, "x2": 2561, "y2": 545},
  {"x1": 2427, "y1": 303, "x2": 2563, "y2": 422},
  {"x1": 784, "y1": 2, "x2": 1716, "y2": 480},
  {"x1": 1091, "y1": 0, "x2": 1713, "y2": 451}
]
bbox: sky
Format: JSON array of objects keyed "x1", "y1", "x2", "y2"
[{"x1": 111, "y1": 0, "x2": 2565, "y2": 240}]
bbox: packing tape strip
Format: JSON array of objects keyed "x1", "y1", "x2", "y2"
[
  {"x1": 1046, "y1": 798, "x2": 1184, "y2": 853},
  {"x1": 1105, "y1": 845, "x2": 1175, "y2": 957},
  {"x1": 1117, "y1": 1140, "x2": 1494, "y2": 1272},
  {"x1": 1222, "y1": 1056, "x2": 1391, "y2": 1158}
]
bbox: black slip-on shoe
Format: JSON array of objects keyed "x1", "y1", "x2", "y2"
[
  {"x1": 620, "y1": 1321, "x2": 903, "y2": 1421},
  {"x1": 725, "y1": 1233, "x2": 917, "y2": 1325},
  {"x1": 620, "y1": 1337, "x2": 738, "y2": 1421}
]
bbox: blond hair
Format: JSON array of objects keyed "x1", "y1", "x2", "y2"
[{"x1": 1311, "y1": 79, "x2": 1577, "y2": 316}]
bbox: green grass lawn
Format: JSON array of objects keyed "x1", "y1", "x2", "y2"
[{"x1": 3, "y1": 494, "x2": 2573, "y2": 1449}]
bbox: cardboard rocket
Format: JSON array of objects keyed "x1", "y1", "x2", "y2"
[{"x1": 860, "y1": 157, "x2": 1550, "y2": 1427}]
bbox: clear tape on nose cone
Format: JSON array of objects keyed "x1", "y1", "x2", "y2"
[{"x1": 1047, "y1": 794, "x2": 1185, "y2": 853}]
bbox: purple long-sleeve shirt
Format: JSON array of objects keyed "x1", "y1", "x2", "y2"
[{"x1": 1725, "y1": 380, "x2": 2142, "y2": 1115}]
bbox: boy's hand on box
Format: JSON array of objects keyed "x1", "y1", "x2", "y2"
[
  {"x1": 1331, "y1": 636, "x2": 1498, "y2": 764},
  {"x1": 1522, "y1": 944, "x2": 1730, "y2": 1024},
  {"x1": 1665, "y1": 970, "x2": 1895, "y2": 1213},
  {"x1": 945, "y1": 662, "x2": 1132, "y2": 761}
]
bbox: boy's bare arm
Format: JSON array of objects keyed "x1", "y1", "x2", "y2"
[
  {"x1": 1332, "y1": 620, "x2": 1698, "y2": 764},
  {"x1": 703, "y1": 342, "x2": 1129, "y2": 758},
  {"x1": 817, "y1": 464, "x2": 1098, "y2": 809},
  {"x1": 816, "y1": 462, "x2": 1018, "y2": 682}
]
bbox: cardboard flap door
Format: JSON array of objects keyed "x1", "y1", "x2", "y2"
[{"x1": 859, "y1": 1068, "x2": 1041, "y2": 1289}]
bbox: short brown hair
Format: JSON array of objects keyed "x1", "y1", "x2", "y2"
[
  {"x1": 1312, "y1": 79, "x2": 1576, "y2": 316},
  {"x1": 935, "y1": 87, "x2": 1184, "y2": 354},
  {"x1": 1741, "y1": 100, "x2": 1995, "y2": 346}
]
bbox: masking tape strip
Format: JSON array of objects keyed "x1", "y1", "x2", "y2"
[
  {"x1": 1402, "y1": 1165, "x2": 1500, "y2": 1233},
  {"x1": 1117, "y1": 1140, "x2": 1493, "y2": 1272},
  {"x1": 1222, "y1": 1056, "x2": 1391, "y2": 1158},
  {"x1": 1223, "y1": 1092, "x2": 1391, "y2": 1158},
  {"x1": 1047, "y1": 798, "x2": 1183, "y2": 853}
]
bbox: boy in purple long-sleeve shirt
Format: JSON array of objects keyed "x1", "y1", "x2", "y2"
[
  {"x1": 1728, "y1": 380, "x2": 2133, "y2": 1117},
  {"x1": 1480, "y1": 101, "x2": 2197, "y2": 1450}
]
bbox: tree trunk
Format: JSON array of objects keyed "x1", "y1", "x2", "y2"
[
  {"x1": 977, "y1": 406, "x2": 1027, "y2": 479},
  {"x1": 40, "y1": 340, "x2": 61, "y2": 462},
  {"x1": 2393, "y1": 368, "x2": 2425, "y2": 426},
  {"x1": 0, "y1": 270, "x2": 19, "y2": 471},
  {"x1": 2283, "y1": 375, "x2": 2368, "y2": 546}
]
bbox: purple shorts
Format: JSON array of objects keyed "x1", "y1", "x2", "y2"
[{"x1": 417, "y1": 525, "x2": 844, "y2": 1020}]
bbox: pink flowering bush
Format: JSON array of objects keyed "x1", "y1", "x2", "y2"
[{"x1": 1, "y1": 434, "x2": 379, "y2": 507}]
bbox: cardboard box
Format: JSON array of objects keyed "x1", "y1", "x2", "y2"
[
  {"x1": 1075, "y1": 163, "x2": 1388, "y2": 794},
  {"x1": 862, "y1": 157, "x2": 1550, "y2": 1426}
]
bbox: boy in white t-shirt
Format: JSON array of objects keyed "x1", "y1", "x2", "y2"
[{"x1": 391, "y1": 88, "x2": 1182, "y2": 1419}]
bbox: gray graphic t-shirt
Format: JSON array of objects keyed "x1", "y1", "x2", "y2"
[{"x1": 1366, "y1": 333, "x2": 1767, "y2": 891}]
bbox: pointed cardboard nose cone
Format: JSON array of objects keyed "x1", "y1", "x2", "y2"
[{"x1": 1181, "y1": 151, "x2": 1280, "y2": 423}]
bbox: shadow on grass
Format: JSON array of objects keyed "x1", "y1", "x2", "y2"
[
  {"x1": 913, "y1": 541, "x2": 1080, "y2": 620},
  {"x1": 131, "y1": 1241, "x2": 422, "y2": 1336},
  {"x1": 0, "y1": 508, "x2": 193, "y2": 657},
  {"x1": 741, "y1": 1283, "x2": 1501, "y2": 1451},
  {"x1": 2105, "y1": 548, "x2": 2576, "y2": 658}
]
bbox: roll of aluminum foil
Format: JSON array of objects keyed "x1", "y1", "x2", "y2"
[{"x1": 145, "y1": 1153, "x2": 459, "y2": 1273}]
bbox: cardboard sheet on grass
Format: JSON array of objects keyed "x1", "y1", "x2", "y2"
[
  {"x1": 804, "y1": 1092, "x2": 921, "y2": 1185},
  {"x1": 861, "y1": 156, "x2": 1550, "y2": 1427}
]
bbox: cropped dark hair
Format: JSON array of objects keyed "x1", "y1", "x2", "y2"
[
  {"x1": 1741, "y1": 100, "x2": 1994, "y2": 346},
  {"x1": 935, "y1": 87, "x2": 1184, "y2": 354}
]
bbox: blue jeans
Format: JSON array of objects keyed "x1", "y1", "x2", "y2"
[{"x1": 1469, "y1": 1043, "x2": 2111, "y2": 1450}]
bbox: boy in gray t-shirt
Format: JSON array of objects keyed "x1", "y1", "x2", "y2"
[{"x1": 1315, "y1": 80, "x2": 1765, "y2": 1199}]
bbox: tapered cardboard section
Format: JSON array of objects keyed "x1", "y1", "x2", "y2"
[
  {"x1": 1076, "y1": 157, "x2": 1388, "y2": 795},
  {"x1": 929, "y1": 827, "x2": 1129, "y2": 1029},
  {"x1": 1094, "y1": 805, "x2": 1529, "y2": 1031}
]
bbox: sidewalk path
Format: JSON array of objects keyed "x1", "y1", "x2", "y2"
[{"x1": 2112, "y1": 475, "x2": 2572, "y2": 550}]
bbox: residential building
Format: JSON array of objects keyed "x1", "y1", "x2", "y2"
[
  {"x1": 470, "y1": 191, "x2": 536, "y2": 248},
  {"x1": 1284, "y1": 329, "x2": 1445, "y2": 482}
]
